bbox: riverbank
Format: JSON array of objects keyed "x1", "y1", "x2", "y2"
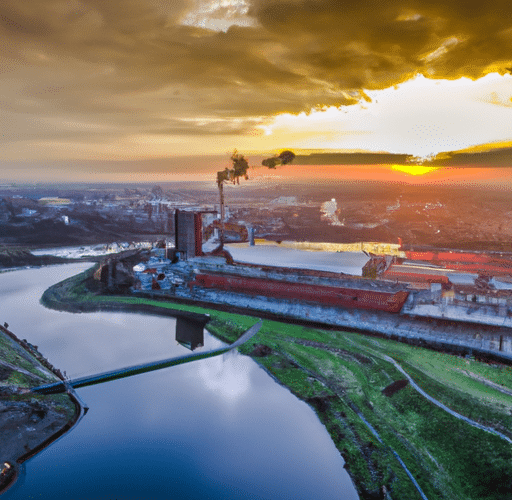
[
  {"x1": 41, "y1": 264, "x2": 512, "y2": 500},
  {"x1": 0, "y1": 324, "x2": 82, "y2": 495},
  {"x1": 0, "y1": 247, "x2": 76, "y2": 270}
]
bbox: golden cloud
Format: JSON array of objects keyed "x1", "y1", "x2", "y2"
[{"x1": 0, "y1": 0, "x2": 511, "y2": 153}]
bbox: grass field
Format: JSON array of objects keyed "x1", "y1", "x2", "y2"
[
  {"x1": 0, "y1": 330, "x2": 58, "y2": 386},
  {"x1": 41, "y1": 265, "x2": 512, "y2": 500},
  {"x1": 0, "y1": 328, "x2": 77, "y2": 422}
]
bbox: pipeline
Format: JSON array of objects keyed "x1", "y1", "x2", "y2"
[{"x1": 31, "y1": 321, "x2": 262, "y2": 395}]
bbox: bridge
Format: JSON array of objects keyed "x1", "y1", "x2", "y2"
[{"x1": 31, "y1": 321, "x2": 262, "y2": 395}]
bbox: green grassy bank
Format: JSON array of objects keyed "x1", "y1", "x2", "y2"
[
  {"x1": 0, "y1": 324, "x2": 81, "y2": 494},
  {"x1": 0, "y1": 327, "x2": 76, "y2": 418},
  {"x1": 41, "y1": 264, "x2": 512, "y2": 500}
]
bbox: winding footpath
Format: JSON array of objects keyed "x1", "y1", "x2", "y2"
[
  {"x1": 283, "y1": 341, "x2": 430, "y2": 500},
  {"x1": 350, "y1": 337, "x2": 512, "y2": 445},
  {"x1": 382, "y1": 353, "x2": 512, "y2": 445},
  {"x1": 353, "y1": 409, "x2": 429, "y2": 500},
  {"x1": 341, "y1": 335, "x2": 512, "y2": 499}
]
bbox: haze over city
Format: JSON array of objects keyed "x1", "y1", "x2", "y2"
[{"x1": 0, "y1": 0, "x2": 511, "y2": 183}]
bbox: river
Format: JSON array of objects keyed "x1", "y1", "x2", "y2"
[{"x1": 1, "y1": 263, "x2": 359, "y2": 500}]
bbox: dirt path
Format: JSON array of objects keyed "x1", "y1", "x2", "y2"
[
  {"x1": 454, "y1": 367, "x2": 512, "y2": 398},
  {"x1": 383, "y1": 354, "x2": 512, "y2": 444},
  {"x1": 285, "y1": 339, "x2": 430, "y2": 500},
  {"x1": 349, "y1": 337, "x2": 512, "y2": 445}
]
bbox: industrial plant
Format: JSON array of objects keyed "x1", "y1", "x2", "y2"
[{"x1": 93, "y1": 208, "x2": 512, "y2": 359}]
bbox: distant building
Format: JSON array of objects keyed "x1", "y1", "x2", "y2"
[
  {"x1": 272, "y1": 196, "x2": 297, "y2": 205},
  {"x1": 38, "y1": 197, "x2": 71, "y2": 206},
  {"x1": 383, "y1": 263, "x2": 456, "y2": 286},
  {"x1": 21, "y1": 208, "x2": 38, "y2": 217}
]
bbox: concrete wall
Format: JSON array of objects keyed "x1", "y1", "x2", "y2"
[{"x1": 171, "y1": 285, "x2": 512, "y2": 362}]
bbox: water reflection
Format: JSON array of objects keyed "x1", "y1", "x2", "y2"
[
  {"x1": 175, "y1": 316, "x2": 205, "y2": 350},
  {"x1": 199, "y1": 349, "x2": 251, "y2": 402},
  {"x1": 1, "y1": 264, "x2": 359, "y2": 500}
]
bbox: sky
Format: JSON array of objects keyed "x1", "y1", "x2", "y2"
[{"x1": 1, "y1": 0, "x2": 512, "y2": 183}]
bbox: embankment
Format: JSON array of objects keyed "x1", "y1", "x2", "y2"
[
  {"x1": 0, "y1": 324, "x2": 83, "y2": 495},
  {"x1": 183, "y1": 285, "x2": 512, "y2": 364},
  {"x1": 42, "y1": 263, "x2": 512, "y2": 366}
]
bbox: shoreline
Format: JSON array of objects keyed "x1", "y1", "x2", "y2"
[
  {"x1": 38, "y1": 263, "x2": 512, "y2": 500},
  {"x1": 0, "y1": 323, "x2": 84, "y2": 495},
  {"x1": 41, "y1": 261, "x2": 512, "y2": 367}
]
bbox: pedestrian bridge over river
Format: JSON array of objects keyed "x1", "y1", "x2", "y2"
[{"x1": 32, "y1": 321, "x2": 262, "y2": 395}]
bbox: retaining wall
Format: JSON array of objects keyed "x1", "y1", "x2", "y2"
[{"x1": 167, "y1": 286, "x2": 512, "y2": 363}]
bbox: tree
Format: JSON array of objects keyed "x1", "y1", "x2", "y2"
[
  {"x1": 262, "y1": 150, "x2": 296, "y2": 168},
  {"x1": 216, "y1": 150, "x2": 295, "y2": 248}
]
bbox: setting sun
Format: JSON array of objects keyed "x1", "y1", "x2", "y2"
[{"x1": 390, "y1": 164, "x2": 441, "y2": 176}]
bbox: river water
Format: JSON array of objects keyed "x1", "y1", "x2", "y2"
[{"x1": 1, "y1": 264, "x2": 359, "y2": 500}]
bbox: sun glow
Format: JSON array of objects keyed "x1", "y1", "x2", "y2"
[
  {"x1": 255, "y1": 74, "x2": 512, "y2": 158},
  {"x1": 390, "y1": 164, "x2": 441, "y2": 176}
]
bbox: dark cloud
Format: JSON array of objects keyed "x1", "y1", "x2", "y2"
[
  {"x1": 281, "y1": 148, "x2": 512, "y2": 167},
  {"x1": 432, "y1": 147, "x2": 512, "y2": 166},
  {"x1": 294, "y1": 152, "x2": 411, "y2": 165},
  {"x1": 0, "y1": 0, "x2": 511, "y2": 156},
  {"x1": 250, "y1": 0, "x2": 512, "y2": 86}
]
